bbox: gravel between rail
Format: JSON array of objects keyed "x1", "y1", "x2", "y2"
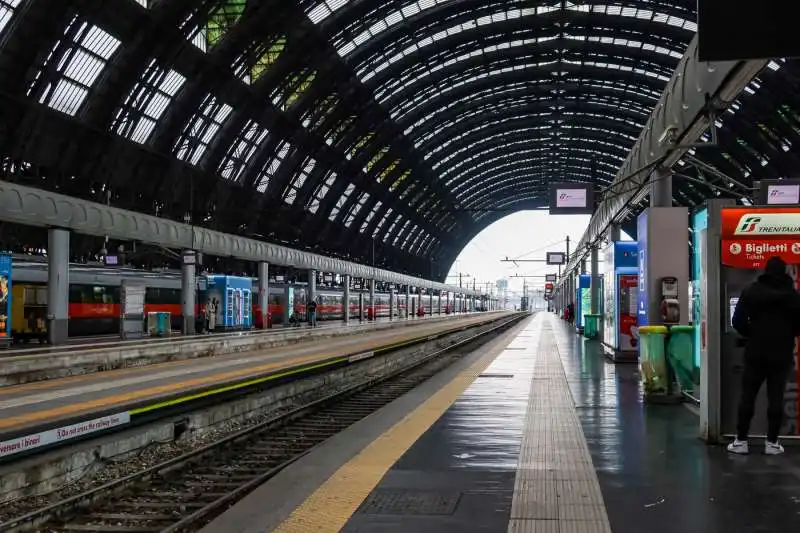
[{"x1": 0, "y1": 314, "x2": 522, "y2": 533}]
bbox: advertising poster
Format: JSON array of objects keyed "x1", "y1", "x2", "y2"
[
  {"x1": 692, "y1": 208, "x2": 708, "y2": 374},
  {"x1": 637, "y1": 211, "x2": 649, "y2": 325},
  {"x1": 603, "y1": 244, "x2": 615, "y2": 347},
  {"x1": 618, "y1": 274, "x2": 638, "y2": 351},
  {"x1": 0, "y1": 253, "x2": 11, "y2": 339}
]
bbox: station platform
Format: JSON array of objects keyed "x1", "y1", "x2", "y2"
[
  {"x1": 205, "y1": 313, "x2": 800, "y2": 533},
  {"x1": 0, "y1": 312, "x2": 447, "y2": 357},
  {"x1": 0, "y1": 312, "x2": 500, "y2": 459}
]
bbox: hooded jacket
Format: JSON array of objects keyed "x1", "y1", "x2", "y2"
[{"x1": 732, "y1": 259, "x2": 800, "y2": 362}]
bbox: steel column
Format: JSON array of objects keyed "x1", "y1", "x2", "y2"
[
  {"x1": 47, "y1": 228, "x2": 69, "y2": 344},
  {"x1": 343, "y1": 275, "x2": 351, "y2": 324},
  {"x1": 258, "y1": 262, "x2": 269, "y2": 329}
]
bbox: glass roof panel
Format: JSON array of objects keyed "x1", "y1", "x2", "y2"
[{"x1": 321, "y1": 3, "x2": 694, "y2": 59}]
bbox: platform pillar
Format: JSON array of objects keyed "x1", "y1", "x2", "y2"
[
  {"x1": 406, "y1": 286, "x2": 411, "y2": 318},
  {"x1": 389, "y1": 290, "x2": 395, "y2": 320},
  {"x1": 47, "y1": 228, "x2": 70, "y2": 344},
  {"x1": 437, "y1": 292, "x2": 442, "y2": 314},
  {"x1": 359, "y1": 292, "x2": 364, "y2": 322},
  {"x1": 343, "y1": 275, "x2": 351, "y2": 324},
  {"x1": 651, "y1": 167, "x2": 673, "y2": 208},
  {"x1": 609, "y1": 224, "x2": 621, "y2": 242},
  {"x1": 369, "y1": 279, "x2": 375, "y2": 320},
  {"x1": 307, "y1": 269, "x2": 317, "y2": 307},
  {"x1": 636, "y1": 207, "x2": 689, "y2": 327},
  {"x1": 590, "y1": 245, "x2": 600, "y2": 315},
  {"x1": 258, "y1": 262, "x2": 269, "y2": 329},
  {"x1": 428, "y1": 290, "x2": 433, "y2": 315},
  {"x1": 181, "y1": 251, "x2": 196, "y2": 336}
]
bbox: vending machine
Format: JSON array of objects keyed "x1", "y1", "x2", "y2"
[
  {"x1": 697, "y1": 200, "x2": 800, "y2": 443},
  {"x1": 602, "y1": 241, "x2": 639, "y2": 362},
  {"x1": 204, "y1": 275, "x2": 253, "y2": 330},
  {"x1": 575, "y1": 274, "x2": 591, "y2": 331}
]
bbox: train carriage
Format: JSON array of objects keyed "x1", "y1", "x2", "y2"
[{"x1": 7, "y1": 261, "x2": 393, "y2": 342}]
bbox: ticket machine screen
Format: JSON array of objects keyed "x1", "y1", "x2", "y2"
[{"x1": 729, "y1": 297, "x2": 739, "y2": 329}]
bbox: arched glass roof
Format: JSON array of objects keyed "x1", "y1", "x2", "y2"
[{"x1": 1, "y1": 0, "x2": 798, "y2": 279}]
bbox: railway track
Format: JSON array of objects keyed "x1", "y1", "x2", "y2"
[{"x1": 0, "y1": 314, "x2": 523, "y2": 533}]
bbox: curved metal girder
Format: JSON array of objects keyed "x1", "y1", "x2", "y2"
[
  {"x1": 439, "y1": 129, "x2": 630, "y2": 172},
  {"x1": 413, "y1": 100, "x2": 647, "y2": 157},
  {"x1": 338, "y1": 2, "x2": 693, "y2": 68},
  {"x1": 381, "y1": 55, "x2": 673, "y2": 118},
  {"x1": 368, "y1": 34, "x2": 680, "y2": 97},
  {"x1": 399, "y1": 81, "x2": 659, "y2": 134},
  {"x1": 421, "y1": 115, "x2": 641, "y2": 175}
]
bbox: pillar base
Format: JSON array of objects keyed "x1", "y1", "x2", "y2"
[
  {"x1": 183, "y1": 316, "x2": 196, "y2": 336},
  {"x1": 48, "y1": 319, "x2": 69, "y2": 345}
]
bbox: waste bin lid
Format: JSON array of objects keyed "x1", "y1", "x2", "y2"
[
  {"x1": 638, "y1": 325, "x2": 668, "y2": 334},
  {"x1": 669, "y1": 325, "x2": 694, "y2": 333}
]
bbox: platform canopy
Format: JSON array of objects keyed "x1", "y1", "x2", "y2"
[{"x1": 0, "y1": 1, "x2": 797, "y2": 279}]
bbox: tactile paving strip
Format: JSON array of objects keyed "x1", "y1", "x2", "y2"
[{"x1": 506, "y1": 316, "x2": 613, "y2": 533}]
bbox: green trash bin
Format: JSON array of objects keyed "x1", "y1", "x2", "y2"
[
  {"x1": 639, "y1": 325, "x2": 669, "y2": 396},
  {"x1": 583, "y1": 314, "x2": 601, "y2": 339},
  {"x1": 147, "y1": 312, "x2": 171, "y2": 337},
  {"x1": 667, "y1": 325, "x2": 695, "y2": 392}
]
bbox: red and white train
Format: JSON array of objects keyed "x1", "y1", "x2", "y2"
[{"x1": 9, "y1": 261, "x2": 471, "y2": 341}]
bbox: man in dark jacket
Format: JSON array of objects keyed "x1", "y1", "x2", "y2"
[{"x1": 728, "y1": 256, "x2": 800, "y2": 455}]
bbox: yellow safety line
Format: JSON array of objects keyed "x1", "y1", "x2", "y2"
[
  {"x1": 271, "y1": 326, "x2": 511, "y2": 533},
  {"x1": 129, "y1": 358, "x2": 347, "y2": 415}
]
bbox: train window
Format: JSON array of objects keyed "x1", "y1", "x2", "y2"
[
  {"x1": 69, "y1": 284, "x2": 121, "y2": 304},
  {"x1": 24, "y1": 287, "x2": 48, "y2": 306},
  {"x1": 146, "y1": 287, "x2": 181, "y2": 304}
]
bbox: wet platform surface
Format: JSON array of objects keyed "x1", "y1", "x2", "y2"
[
  {"x1": 552, "y1": 322, "x2": 800, "y2": 533},
  {"x1": 342, "y1": 314, "x2": 800, "y2": 533}
]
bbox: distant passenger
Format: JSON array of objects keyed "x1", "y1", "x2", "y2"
[
  {"x1": 307, "y1": 298, "x2": 318, "y2": 328},
  {"x1": 728, "y1": 256, "x2": 800, "y2": 455}
]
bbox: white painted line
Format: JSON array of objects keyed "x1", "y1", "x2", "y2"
[
  {"x1": 347, "y1": 351, "x2": 374, "y2": 363},
  {"x1": 0, "y1": 412, "x2": 131, "y2": 459}
]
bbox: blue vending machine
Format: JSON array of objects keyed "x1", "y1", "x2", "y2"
[
  {"x1": 602, "y1": 241, "x2": 639, "y2": 362},
  {"x1": 205, "y1": 275, "x2": 253, "y2": 330}
]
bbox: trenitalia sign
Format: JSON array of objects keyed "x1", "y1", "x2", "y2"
[{"x1": 722, "y1": 208, "x2": 800, "y2": 268}]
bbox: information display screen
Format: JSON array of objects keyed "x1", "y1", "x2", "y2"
[
  {"x1": 546, "y1": 252, "x2": 566, "y2": 265},
  {"x1": 766, "y1": 184, "x2": 800, "y2": 205},
  {"x1": 729, "y1": 297, "x2": 739, "y2": 328},
  {"x1": 548, "y1": 182, "x2": 595, "y2": 215}
]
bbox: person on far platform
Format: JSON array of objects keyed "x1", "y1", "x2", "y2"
[
  {"x1": 728, "y1": 256, "x2": 800, "y2": 455},
  {"x1": 307, "y1": 298, "x2": 318, "y2": 328}
]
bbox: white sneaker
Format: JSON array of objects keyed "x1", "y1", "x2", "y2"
[
  {"x1": 727, "y1": 439, "x2": 749, "y2": 454},
  {"x1": 765, "y1": 440, "x2": 785, "y2": 455}
]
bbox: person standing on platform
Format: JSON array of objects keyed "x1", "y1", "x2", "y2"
[
  {"x1": 728, "y1": 256, "x2": 800, "y2": 455},
  {"x1": 307, "y1": 298, "x2": 318, "y2": 328}
]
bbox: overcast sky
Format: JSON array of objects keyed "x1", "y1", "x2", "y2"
[{"x1": 446, "y1": 210, "x2": 631, "y2": 298}]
